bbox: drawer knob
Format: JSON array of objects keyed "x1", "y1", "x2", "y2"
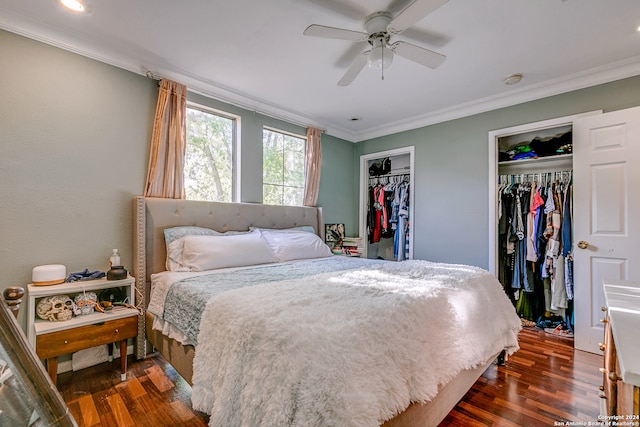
[
  {"x1": 601, "y1": 306, "x2": 608, "y2": 312},
  {"x1": 608, "y1": 372, "x2": 621, "y2": 382},
  {"x1": 599, "y1": 318, "x2": 609, "y2": 324},
  {"x1": 64, "y1": 340, "x2": 68, "y2": 344},
  {"x1": 115, "y1": 329, "x2": 119, "y2": 334},
  {"x1": 599, "y1": 343, "x2": 606, "y2": 351},
  {"x1": 600, "y1": 368, "x2": 608, "y2": 375}
]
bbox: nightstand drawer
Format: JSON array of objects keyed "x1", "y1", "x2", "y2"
[{"x1": 36, "y1": 315, "x2": 138, "y2": 359}]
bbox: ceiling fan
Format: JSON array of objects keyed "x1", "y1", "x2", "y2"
[{"x1": 303, "y1": 0, "x2": 449, "y2": 86}]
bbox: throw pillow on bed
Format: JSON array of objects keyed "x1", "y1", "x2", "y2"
[
  {"x1": 249, "y1": 225, "x2": 317, "y2": 234},
  {"x1": 259, "y1": 229, "x2": 332, "y2": 262},
  {"x1": 177, "y1": 229, "x2": 278, "y2": 271},
  {"x1": 164, "y1": 226, "x2": 250, "y2": 271}
]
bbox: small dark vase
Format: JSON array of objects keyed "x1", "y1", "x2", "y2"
[{"x1": 107, "y1": 266, "x2": 127, "y2": 280}]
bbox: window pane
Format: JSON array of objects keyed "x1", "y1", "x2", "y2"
[
  {"x1": 283, "y1": 137, "x2": 305, "y2": 187},
  {"x1": 262, "y1": 128, "x2": 305, "y2": 206},
  {"x1": 263, "y1": 184, "x2": 283, "y2": 206},
  {"x1": 185, "y1": 107, "x2": 234, "y2": 202},
  {"x1": 283, "y1": 186, "x2": 304, "y2": 206},
  {"x1": 263, "y1": 130, "x2": 284, "y2": 185}
]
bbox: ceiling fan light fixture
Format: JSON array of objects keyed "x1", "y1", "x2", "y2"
[
  {"x1": 60, "y1": 0, "x2": 86, "y2": 12},
  {"x1": 368, "y1": 45, "x2": 394, "y2": 70}
]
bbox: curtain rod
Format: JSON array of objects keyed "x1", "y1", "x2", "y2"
[
  {"x1": 145, "y1": 71, "x2": 161, "y2": 81},
  {"x1": 144, "y1": 71, "x2": 326, "y2": 133}
]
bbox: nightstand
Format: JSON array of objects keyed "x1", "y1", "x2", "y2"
[{"x1": 26, "y1": 276, "x2": 139, "y2": 385}]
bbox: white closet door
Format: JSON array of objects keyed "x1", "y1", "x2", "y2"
[{"x1": 573, "y1": 106, "x2": 640, "y2": 354}]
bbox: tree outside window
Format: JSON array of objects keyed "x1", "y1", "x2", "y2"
[
  {"x1": 263, "y1": 128, "x2": 305, "y2": 206},
  {"x1": 185, "y1": 105, "x2": 236, "y2": 202}
]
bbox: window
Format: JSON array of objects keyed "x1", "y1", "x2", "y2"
[
  {"x1": 263, "y1": 128, "x2": 306, "y2": 206},
  {"x1": 185, "y1": 104, "x2": 237, "y2": 202}
]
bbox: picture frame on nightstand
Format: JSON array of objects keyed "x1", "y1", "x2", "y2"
[{"x1": 325, "y1": 223, "x2": 345, "y2": 250}]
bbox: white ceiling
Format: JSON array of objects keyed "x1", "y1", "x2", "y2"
[{"x1": 1, "y1": 0, "x2": 639, "y2": 142}]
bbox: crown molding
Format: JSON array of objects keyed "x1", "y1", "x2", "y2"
[{"x1": 3, "y1": 17, "x2": 640, "y2": 144}]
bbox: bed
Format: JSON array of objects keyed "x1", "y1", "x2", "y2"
[{"x1": 132, "y1": 196, "x2": 521, "y2": 427}]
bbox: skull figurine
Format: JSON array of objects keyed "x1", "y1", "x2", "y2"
[
  {"x1": 36, "y1": 295, "x2": 74, "y2": 321},
  {"x1": 74, "y1": 291, "x2": 97, "y2": 315}
]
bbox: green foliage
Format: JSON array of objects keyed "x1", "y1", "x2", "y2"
[
  {"x1": 185, "y1": 108, "x2": 233, "y2": 202},
  {"x1": 184, "y1": 110, "x2": 305, "y2": 206},
  {"x1": 263, "y1": 129, "x2": 305, "y2": 205}
]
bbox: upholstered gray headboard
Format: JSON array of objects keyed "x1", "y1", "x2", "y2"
[
  {"x1": 133, "y1": 196, "x2": 323, "y2": 290},
  {"x1": 132, "y1": 196, "x2": 324, "y2": 358}
]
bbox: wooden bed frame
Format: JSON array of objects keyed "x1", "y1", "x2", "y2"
[{"x1": 132, "y1": 196, "x2": 497, "y2": 426}]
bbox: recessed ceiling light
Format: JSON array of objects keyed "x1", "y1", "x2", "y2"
[
  {"x1": 503, "y1": 73, "x2": 523, "y2": 85},
  {"x1": 60, "y1": 0, "x2": 85, "y2": 12}
]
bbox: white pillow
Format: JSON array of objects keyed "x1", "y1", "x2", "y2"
[
  {"x1": 250, "y1": 225, "x2": 316, "y2": 234},
  {"x1": 260, "y1": 229, "x2": 332, "y2": 262},
  {"x1": 164, "y1": 227, "x2": 250, "y2": 271},
  {"x1": 177, "y1": 230, "x2": 278, "y2": 272}
]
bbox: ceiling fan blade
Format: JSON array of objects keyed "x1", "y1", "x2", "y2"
[
  {"x1": 303, "y1": 24, "x2": 366, "y2": 41},
  {"x1": 338, "y1": 51, "x2": 369, "y2": 86},
  {"x1": 307, "y1": 0, "x2": 368, "y2": 21},
  {"x1": 387, "y1": 0, "x2": 450, "y2": 34},
  {"x1": 391, "y1": 41, "x2": 445, "y2": 69}
]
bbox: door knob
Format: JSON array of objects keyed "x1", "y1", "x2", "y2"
[{"x1": 577, "y1": 240, "x2": 589, "y2": 249}]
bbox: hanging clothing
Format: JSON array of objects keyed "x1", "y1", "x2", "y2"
[
  {"x1": 367, "y1": 175, "x2": 410, "y2": 261},
  {"x1": 368, "y1": 184, "x2": 384, "y2": 243},
  {"x1": 393, "y1": 181, "x2": 410, "y2": 261},
  {"x1": 497, "y1": 171, "x2": 573, "y2": 320}
]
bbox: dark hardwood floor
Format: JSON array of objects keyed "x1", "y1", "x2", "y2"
[
  {"x1": 57, "y1": 327, "x2": 603, "y2": 426},
  {"x1": 440, "y1": 328, "x2": 602, "y2": 426}
]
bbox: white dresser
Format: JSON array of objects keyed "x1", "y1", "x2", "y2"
[{"x1": 600, "y1": 279, "x2": 640, "y2": 419}]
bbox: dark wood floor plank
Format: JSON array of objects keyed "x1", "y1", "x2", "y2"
[
  {"x1": 442, "y1": 328, "x2": 602, "y2": 425},
  {"x1": 58, "y1": 327, "x2": 601, "y2": 426}
]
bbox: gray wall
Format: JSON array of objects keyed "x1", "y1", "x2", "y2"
[
  {"x1": 356, "y1": 75, "x2": 640, "y2": 269},
  {"x1": 0, "y1": 30, "x2": 357, "y2": 311},
  {"x1": 316, "y1": 133, "x2": 358, "y2": 232},
  {"x1": 1, "y1": 30, "x2": 156, "y2": 297}
]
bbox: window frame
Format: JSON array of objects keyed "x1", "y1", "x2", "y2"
[
  {"x1": 185, "y1": 101, "x2": 241, "y2": 202},
  {"x1": 262, "y1": 126, "x2": 307, "y2": 206}
]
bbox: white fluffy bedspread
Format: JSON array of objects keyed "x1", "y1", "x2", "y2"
[{"x1": 191, "y1": 260, "x2": 521, "y2": 427}]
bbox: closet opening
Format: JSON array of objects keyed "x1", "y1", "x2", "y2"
[
  {"x1": 488, "y1": 112, "x2": 598, "y2": 343},
  {"x1": 497, "y1": 169, "x2": 573, "y2": 334},
  {"x1": 359, "y1": 147, "x2": 414, "y2": 261}
]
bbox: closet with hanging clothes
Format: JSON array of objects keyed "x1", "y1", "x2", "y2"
[
  {"x1": 497, "y1": 170, "x2": 574, "y2": 333},
  {"x1": 367, "y1": 171, "x2": 411, "y2": 260},
  {"x1": 490, "y1": 117, "x2": 578, "y2": 338},
  {"x1": 360, "y1": 148, "x2": 414, "y2": 261}
]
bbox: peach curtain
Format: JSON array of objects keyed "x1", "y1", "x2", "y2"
[
  {"x1": 303, "y1": 127, "x2": 322, "y2": 206},
  {"x1": 144, "y1": 79, "x2": 187, "y2": 198}
]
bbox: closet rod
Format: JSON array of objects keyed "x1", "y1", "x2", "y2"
[
  {"x1": 370, "y1": 171, "x2": 410, "y2": 179},
  {"x1": 499, "y1": 170, "x2": 572, "y2": 184},
  {"x1": 500, "y1": 170, "x2": 572, "y2": 177}
]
